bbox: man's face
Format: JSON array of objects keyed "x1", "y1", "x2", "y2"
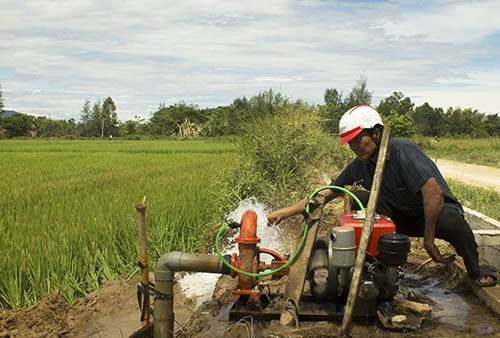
[{"x1": 348, "y1": 130, "x2": 378, "y2": 161}]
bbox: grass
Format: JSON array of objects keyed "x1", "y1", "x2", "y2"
[
  {"x1": 414, "y1": 136, "x2": 500, "y2": 169},
  {"x1": 447, "y1": 179, "x2": 500, "y2": 221},
  {"x1": 0, "y1": 139, "x2": 236, "y2": 310}
]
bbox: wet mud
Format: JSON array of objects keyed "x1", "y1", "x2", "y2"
[{"x1": 1, "y1": 219, "x2": 499, "y2": 337}]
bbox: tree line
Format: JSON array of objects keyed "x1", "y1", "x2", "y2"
[
  {"x1": 318, "y1": 75, "x2": 500, "y2": 138},
  {"x1": 1, "y1": 79, "x2": 499, "y2": 139}
]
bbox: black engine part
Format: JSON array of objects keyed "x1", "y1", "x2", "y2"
[{"x1": 377, "y1": 233, "x2": 410, "y2": 266}]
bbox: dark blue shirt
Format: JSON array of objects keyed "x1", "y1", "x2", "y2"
[{"x1": 330, "y1": 138, "x2": 463, "y2": 217}]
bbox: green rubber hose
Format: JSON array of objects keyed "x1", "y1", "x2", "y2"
[{"x1": 215, "y1": 185, "x2": 365, "y2": 277}]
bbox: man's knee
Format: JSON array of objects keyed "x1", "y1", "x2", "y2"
[
  {"x1": 436, "y1": 206, "x2": 477, "y2": 255},
  {"x1": 436, "y1": 206, "x2": 470, "y2": 239}
]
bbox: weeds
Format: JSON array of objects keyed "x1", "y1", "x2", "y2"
[
  {"x1": 208, "y1": 100, "x2": 353, "y2": 236},
  {"x1": 447, "y1": 179, "x2": 500, "y2": 221},
  {"x1": 414, "y1": 136, "x2": 500, "y2": 168}
]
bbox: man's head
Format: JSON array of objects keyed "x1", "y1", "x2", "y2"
[{"x1": 338, "y1": 105, "x2": 384, "y2": 161}]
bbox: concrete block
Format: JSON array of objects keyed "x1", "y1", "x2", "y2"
[
  {"x1": 464, "y1": 207, "x2": 500, "y2": 231},
  {"x1": 473, "y1": 230, "x2": 500, "y2": 246},
  {"x1": 473, "y1": 229, "x2": 500, "y2": 271},
  {"x1": 478, "y1": 246, "x2": 500, "y2": 272}
]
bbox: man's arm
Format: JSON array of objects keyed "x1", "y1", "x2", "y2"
[
  {"x1": 421, "y1": 176, "x2": 455, "y2": 264},
  {"x1": 267, "y1": 189, "x2": 341, "y2": 226}
]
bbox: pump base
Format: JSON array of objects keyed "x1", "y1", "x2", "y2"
[{"x1": 227, "y1": 299, "x2": 378, "y2": 322}]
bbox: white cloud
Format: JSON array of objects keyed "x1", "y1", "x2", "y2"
[
  {"x1": 410, "y1": 69, "x2": 500, "y2": 113},
  {"x1": 379, "y1": 0, "x2": 500, "y2": 43},
  {"x1": 1, "y1": 0, "x2": 499, "y2": 120}
]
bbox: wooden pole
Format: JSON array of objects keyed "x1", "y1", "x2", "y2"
[
  {"x1": 136, "y1": 196, "x2": 150, "y2": 326},
  {"x1": 339, "y1": 127, "x2": 391, "y2": 337},
  {"x1": 280, "y1": 195, "x2": 325, "y2": 327}
]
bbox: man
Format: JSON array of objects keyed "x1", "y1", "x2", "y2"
[{"x1": 268, "y1": 105, "x2": 497, "y2": 287}]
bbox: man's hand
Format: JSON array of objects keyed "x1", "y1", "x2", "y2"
[
  {"x1": 267, "y1": 210, "x2": 283, "y2": 226},
  {"x1": 424, "y1": 239, "x2": 456, "y2": 264},
  {"x1": 267, "y1": 190, "x2": 339, "y2": 227}
]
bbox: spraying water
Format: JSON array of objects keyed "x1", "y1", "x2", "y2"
[
  {"x1": 224, "y1": 197, "x2": 293, "y2": 261},
  {"x1": 321, "y1": 173, "x2": 331, "y2": 185},
  {"x1": 177, "y1": 197, "x2": 294, "y2": 307}
]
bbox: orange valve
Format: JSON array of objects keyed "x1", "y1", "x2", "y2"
[{"x1": 233, "y1": 210, "x2": 260, "y2": 294}]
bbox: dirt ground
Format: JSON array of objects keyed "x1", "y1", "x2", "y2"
[
  {"x1": 0, "y1": 278, "x2": 141, "y2": 338},
  {"x1": 1, "y1": 206, "x2": 499, "y2": 337},
  {"x1": 0, "y1": 273, "x2": 205, "y2": 338},
  {"x1": 434, "y1": 159, "x2": 500, "y2": 193}
]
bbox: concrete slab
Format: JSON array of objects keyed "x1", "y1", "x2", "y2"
[
  {"x1": 465, "y1": 208, "x2": 500, "y2": 272},
  {"x1": 478, "y1": 246, "x2": 500, "y2": 273},
  {"x1": 473, "y1": 230, "x2": 500, "y2": 246},
  {"x1": 458, "y1": 208, "x2": 500, "y2": 315},
  {"x1": 464, "y1": 207, "x2": 500, "y2": 231},
  {"x1": 472, "y1": 230, "x2": 500, "y2": 272}
]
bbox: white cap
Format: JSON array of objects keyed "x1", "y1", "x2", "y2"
[{"x1": 338, "y1": 105, "x2": 384, "y2": 145}]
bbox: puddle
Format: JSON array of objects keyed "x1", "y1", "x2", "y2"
[{"x1": 402, "y1": 273, "x2": 497, "y2": 336}]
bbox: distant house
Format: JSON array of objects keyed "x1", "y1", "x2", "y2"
[{"x1": 1, "y1": 110, "x2": 17, "y2": 117}]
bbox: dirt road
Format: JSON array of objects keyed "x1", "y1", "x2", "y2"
[{"x1": 434, "y1": 159, "x2": 500, "y2": 193}]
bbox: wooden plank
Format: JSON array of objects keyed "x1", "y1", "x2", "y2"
[
  {"x1": 279, "y1": 195, "x2": 325, "y2": 326},
  {"x1": 339, "y1": 127, "x2": 392, "y2": 337}
]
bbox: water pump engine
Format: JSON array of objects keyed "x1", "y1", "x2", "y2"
[
  {"x1": 307, "y1": 210, "x2": 410, "y2": 316},
  {"x1": 223, "y1": 208, "x2": 410, "y2": 322}
]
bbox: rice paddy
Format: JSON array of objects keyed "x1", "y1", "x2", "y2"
[{"x1": 0, "y1": 139, "x2": 236, "y2": 310}]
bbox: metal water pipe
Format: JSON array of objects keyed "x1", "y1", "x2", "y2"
[{"x1": 154, "y1": 251, "x2": 231, "y2": 338}]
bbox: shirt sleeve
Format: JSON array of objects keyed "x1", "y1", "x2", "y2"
[
  {"x1": 329, "y1": 160, "x2": 356, "y2": 189},
  {"x1": 397, "y1": 142, "x2": 438, "y2": 195}
]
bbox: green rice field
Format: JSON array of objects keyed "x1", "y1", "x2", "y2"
[{"x1": 0, "y1": 139, "x2": 236, "y2": 310}]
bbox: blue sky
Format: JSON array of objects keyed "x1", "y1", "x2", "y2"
[{"x1": 1, "y1": 0, "x2": 499, "y2": 121}]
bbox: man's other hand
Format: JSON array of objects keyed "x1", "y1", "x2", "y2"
[{"x1": 424, "y1": 240, "x2": 456, "y2": 264}]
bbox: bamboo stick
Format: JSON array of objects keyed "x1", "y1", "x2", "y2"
[
  {"x1": 339, "y1": 127, "x2": 391, "y2": 336},
  {"x1": 136, "y1": 196, "x2": 150, "y2": 326}
]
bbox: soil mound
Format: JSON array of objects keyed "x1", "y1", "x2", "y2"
[
  {"x1": 0, "y1": 280, "x2": 138, "y2": 338},
  {"x1": 1, "y1": 294, "x2": 71, "y2": 338}
]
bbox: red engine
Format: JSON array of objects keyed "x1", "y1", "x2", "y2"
[{"x1": 339, "y1": 210, "x2": 396, "y2": 256}]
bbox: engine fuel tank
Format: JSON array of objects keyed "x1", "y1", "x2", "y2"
[{"x1": 339, "y1": 210, "x2": 396, "y2": 256}]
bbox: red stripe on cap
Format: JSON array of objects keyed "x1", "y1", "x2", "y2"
[
  {"x1": 339, "y1": 126, "x2": 362, "y2": 145},
  {"x1": 348, "y1": 105, "x2": 373, "y2": 114}
]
